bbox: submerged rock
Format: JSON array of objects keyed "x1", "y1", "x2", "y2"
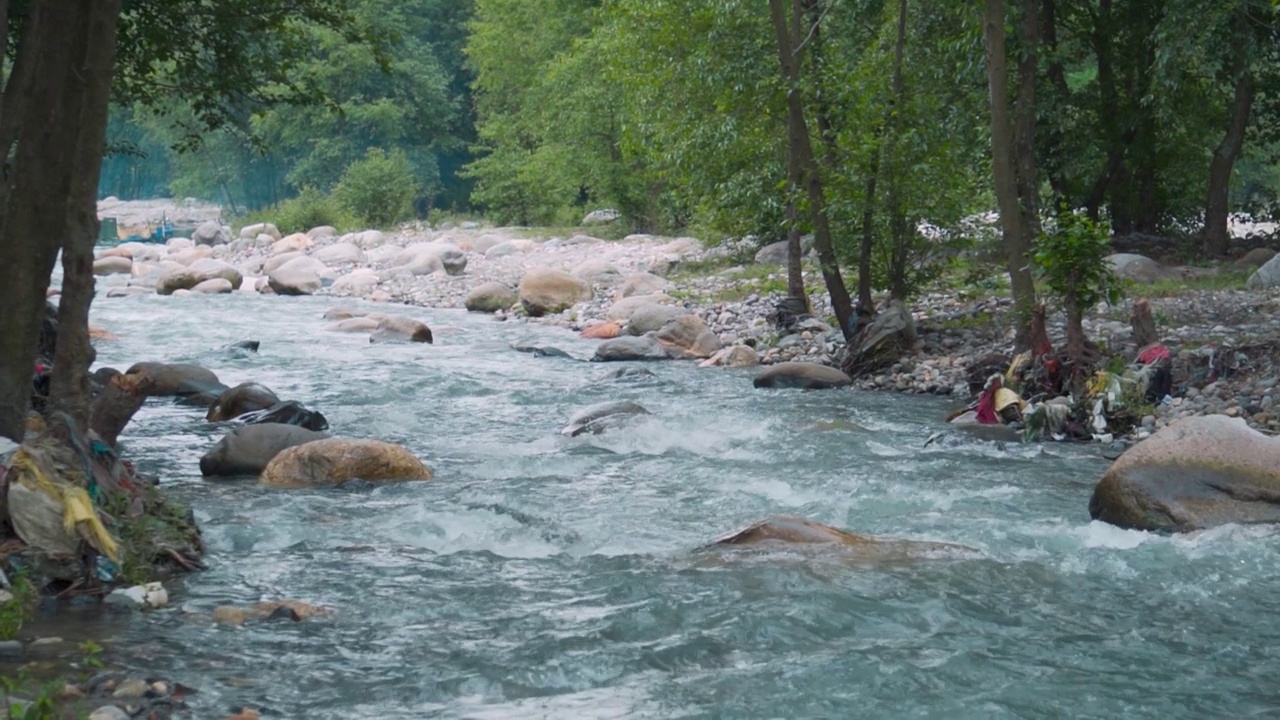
[
  {"x1": 753, "y1": 362, "x2": 852, "y2": 389},
  {"x1": 707, "y1": 516, "x2": 967, "y2": 558},
  {"x1": 206, "y1": 382, "x2": 280, "y2": 422},
  {"x1": 592, "y1": 335, "x2": 670, "y2": 362},
  {"x1": 235, "y1": 401, "x2": 329, "y2": 432},
  {"x1": 125, "y1": 362, "x2": 222, "y2": 398},
  {"x1": 561, "y1": 401, "x2": 651, "y2": 437},
  {"x1": 1089, "y1": 415, "x2": 1280, "y2": 532},
  {"x1": 369, "y1": 316, "x2": 433, "y2": 344},
  {"x1": 259, "y1": 438, "x2": 431, "y2": 488}
]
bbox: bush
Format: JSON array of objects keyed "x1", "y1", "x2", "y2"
[
  {"x1": 333, "y1": 148, "x2": 419, "y2": 228},
  {"x1": 271, "y1": 187, "x2": 355, "y2": 235}
]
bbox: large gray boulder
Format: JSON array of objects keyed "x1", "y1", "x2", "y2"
[
  {"x1": 313, "y1": 242, "x2": 367, "y2": 266},
  {"x1": 754, "y1": 235, "x2": 814, "y2": 264},
  {"x1": 189, "y1": 258, "x2": 244, "y2": 289},
  {"x1": 1107, "y1": 253, "x2": 1166, "y2": 283},
  {"x1": 592, "y1": 335, "x2": 671, "y2": 362},
  {"x1": 655, "y1": 315, "x2": 722, "y2": 359},
  {"x1": 1089, "y1": 415, "x2": 1280, "y2": 532},
  {"x1": 193, "y1": 220, "x2": 232, "y2": 247},
  {"x1": 1247, "y1": 253, "x2": 1280, "y2": 290},
  {"x1": 200, "y1": 423, "x2": 327, "y2": 477}
]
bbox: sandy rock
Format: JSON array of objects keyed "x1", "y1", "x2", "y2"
[
  {"x1": 239, "y1": 222, "x2": 281, "y2": 241},
  {"x1": 572, "y1": 259, "x2": 620, "y2": 281},
  {"x1": 156, "y1": 268, "x2": 201, "y2": 295},
  {"x1": 307, "y1": 225, "x2": 337, "y2": 240},
  {"x1": 700, "y1": 345, "x2": 759, "y2": 368},
  {"x1": 615, "y1": 272, "x2": 669, "y2": 300},
  {"x1": 655, "y1": 315, "x2": 722, "y2": 359},
  {"x1": 606, "y1": 294, "x2": 676, "y2": 321},
  {"x1": 580, "y1": 322, "x2": 622, "y2": 339},
  {"x1": 465, "y1": 282, "x2": 518, "y2": 313},
  {"x1": 331, "y1": 268, "x2": 380, "y2": 294},
  {"x1": 270, "y1": 233, "x2": 313, "y2": 256},
  {"x1": 189, "y1": 258, "x2": 244, "y2": 289},
  {"x1": 518, "y1": 268, "x2": 593, "y2": 316},
  {"x1": 191, "y1": 278, "x2": 234, "y2": 294},
  {"x1": 93, "y1": 256, "x2": 133, "y2": 276},
  {"x1": 1089, "y1": 415, "x2": 1280, "y2": 532},
  {"x1": 313, "y1": 242, "x2": 367, "y2": 266},
  {"x1": 260, "y1": 438, "x2": 432, "y2": 488},
  {"x1": 627, "y1": 304, "x2": 689, "y2": 335}
]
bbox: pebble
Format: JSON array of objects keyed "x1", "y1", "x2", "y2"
[
  {"x1": 89, "y1": 707, "x2": 130, "y2": 720},
  {"x1": 112, "y1": 679, "x2": 150, "y2": 698}
]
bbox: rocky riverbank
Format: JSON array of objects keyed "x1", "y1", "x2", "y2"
[{"x1": 87, "y1": 212, "x2": 1280, "y2": 441}]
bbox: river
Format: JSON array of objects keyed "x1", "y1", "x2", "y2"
[{"x1": 40, "y1": 287, "x2": 1280, "y2": 718}]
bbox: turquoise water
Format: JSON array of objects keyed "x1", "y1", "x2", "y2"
[{"x1": 73, "y1": 288, "x2": 1280, "y2": 719}]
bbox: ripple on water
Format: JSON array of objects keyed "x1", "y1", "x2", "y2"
[{"x1": 65, "y1": 289, "x2": 1280, "y2": 719}]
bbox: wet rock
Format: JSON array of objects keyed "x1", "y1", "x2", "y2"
[
  {"x1": 207, "y1": 383, "x2": 280, "y2": 422},
  {"x1": 465, "y1": 282, "x2": 518, "y2": 313},
  {"x1": 603, "y1": 367, "x2": 657, "y2": 381},
  {"x1": 155, "y1": 268, "x2": 201, "y2": 295},
  {"x1": 753, "y1": 362, "x2": 853, "y2": 389},
  {"x1": 125, "y1": 362, "x2": 221, "y2": 398},
  {"x1": 326, "y1": 317, "x2": 382, "y2": 333},
  {"x1": 518, "y1": 268, "x2": 593, "y2": 316},
  {"x1": 235, "y1": 401, "x2": 329, "y2": 432},
  {"x1": 260, "y1": 438, "x2": 432, "y2": 488},
  {"x1": 369, "y1": 316, "x2": 433, "y2": 344},
  {"x1": 708, "y1": 516, "x2": 967, "y2": 557},
  {"x1": 592, "y1": 335, "x2": 671, "y2": 362},
  {"x1": 561, "y1": 401, "x2": 651, "y2": 437},
  {"x1": 1089, "y1": 415, "x2": 1280, "y2": 532},
  {"x1": 213, "y1": 599, "x2": 333, "y2": 627},
  {"x1": 189, "y1": 258, "x2": 244, "y2": 289},
  {"x1": 511, "y1": 343, "x2": 573, "y2": 359},
  {"x1": 267, "y1": 264, "x2": 321, "y2": 296},
  {"x1": 0, "y1": 640, "x2": 22, "y2": 659},
  {"x1": 200, "y1": 423, "x2": 328, "y2": 477}
]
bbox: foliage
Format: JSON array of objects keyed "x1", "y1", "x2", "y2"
[
  {"x1": 333, "y1": 149, "x2": 419, "y2": 228},
  {"x1": 1034, "y1": 211, "x2": 1123, "y2": 310},
  {"x1": 265, "y1": 187, "x2": 356, "y2": 235},
  {"x1": 0, "y1": 572, "x2": 37, "y2": 641},
  {"x1": 1, "y1": 676, "x2": 59, "y2": 720}
]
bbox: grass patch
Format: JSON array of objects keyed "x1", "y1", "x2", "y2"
[{"x1": 1130, "y1": 269, "x2": 1251, "y2": 297}]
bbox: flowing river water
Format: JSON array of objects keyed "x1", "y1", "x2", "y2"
[{"x1": 26, "y1": 285, "x2": 1280, "y2": 718}]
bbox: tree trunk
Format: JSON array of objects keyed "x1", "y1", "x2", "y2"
[
  {"x1": 981, "y1": 0, "x2": 1038, "y2": 351},
  {"x1": 90, "y1": 372, "x2": 151, "y2": 448},
  {"x1": 0, "y1": 0, "x2": 98, "y2": 442},
  {"x1": 1013, "y1": 0, "x2": 1040, "y2": 239},
  {"x1": 785, "y1": 201, "x2": 805, "y2": 299},
  {"x1": 1130, "y1": 298, "x2": 1157, "y2": 349},
  {"x1": 769, "y1": 0, "x2": 856, "y2": 341},
  {"x1": 884, "y1": 0, "x2": 911, "y2": 302},
  {"x1": 49, "y1": 0, "x2": 123, "y2": 432},
  {"x1": 857, "y1": 163, "x2": 878, "y2": 318},
  {"x1": 1041, "y1": 0, "x2": 1071, "y2": 202},
  {"x1": 1202, "y1": 8, "x2": 1255, "y2": 257}
]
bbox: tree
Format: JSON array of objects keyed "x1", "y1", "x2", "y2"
[
  {"x1": 769, "y1": 0, "x2": 856, "y2": 341},
  {"x1": 0, "y1": 0, "x2": 363, "y2": 442},
  {"x1": 981, "y1": 0, "x2": 1038, "y2": 352}
]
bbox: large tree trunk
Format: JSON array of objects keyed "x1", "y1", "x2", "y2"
[
  {"x1": 1013, "y1": 0, "x2": 1040, "y2": 239},
  {"x1": 981, "y1": 0, "x2": 1038, "y2": 352},
  {"x1": 884, "y1": 0, "x2": 910, "y2": 301},
  {"x1": 49, "y1": 0, "x2": 123, "y2": 432},
  {"x1": 785, "y1": 202, "x2": 805, "y2": 299},
  {"x1": 769, "y1": 0, "x2": 856, "y2": 342},
  {"x1": 1202, "y1": 8, "x2": 1255, "y2": 257},
  {"x1": 0, "y1": 0, "x2": 98, "y2": 442}
]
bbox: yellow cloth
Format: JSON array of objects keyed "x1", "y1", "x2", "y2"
[
  {"x1": 9, "y1": 448, "x2": 120, "y2": 563},
  {"x1": 994, "y1": 388, "x2": 1025, "y2": 412}
]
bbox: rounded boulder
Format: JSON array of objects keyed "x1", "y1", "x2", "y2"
[
  {"x1": 260, "y1": 438, "x2": 432, "y2": 488},
  {"x1": 518, "y1": 268, "x2": 592, "y2": 317}
]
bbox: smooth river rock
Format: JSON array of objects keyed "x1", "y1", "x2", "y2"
[
  {"x1": 753, "y1": 362, "x2": 853, "y2": 389},
  {"x1": 260, "y1": 438, "x2": 432, "y2": 488},
  {"x1": 560, "y1": 401, "x2": 651, "y2": 437},
  {"x1": 518, "y1": 268, "x2": 593, "y2": 317},
  {"x1": 206, "y1": 382, "x2": 281, "y2": 422},
  {"x1": 465, "y1": 282, "x2": 518, "y2": 313},
  {"x1": 200, "y1": 423, "x2": 328, "y2": 477},
  {"x1": 1089, "y1": 415, "x2": 1280, "y2": 532},
  {"x1": 708, "y1": 516, "x2": 968, "y2": 558},
  {"x1": 592, "y1": 335, "x2": 671, "y2": 362}
]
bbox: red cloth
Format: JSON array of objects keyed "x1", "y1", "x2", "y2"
[
  {"x1": 1137, "y1": 345, "x2": 1170, "y2": 365},
  {"x1": 975, "y1": 387, "x2": 999, "y2": 424}
]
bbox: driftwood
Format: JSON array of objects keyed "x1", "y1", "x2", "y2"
[
  {"x1": 840, "y1": 300, "x2": 917, "y2": 378},
  {"x1": 89, "y1": 372, "x2": 153, "y2": 447},
  {"x1": 1131, "y1": 298, "x2": 1158, "y2": 349}
]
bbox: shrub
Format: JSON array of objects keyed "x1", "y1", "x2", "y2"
[
  {"x1": 271, "y1": 187, "x2": 355, "y2": 234},
  {"x1": 333, "y1": 148, "x2": 418, "y2": 228}
]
